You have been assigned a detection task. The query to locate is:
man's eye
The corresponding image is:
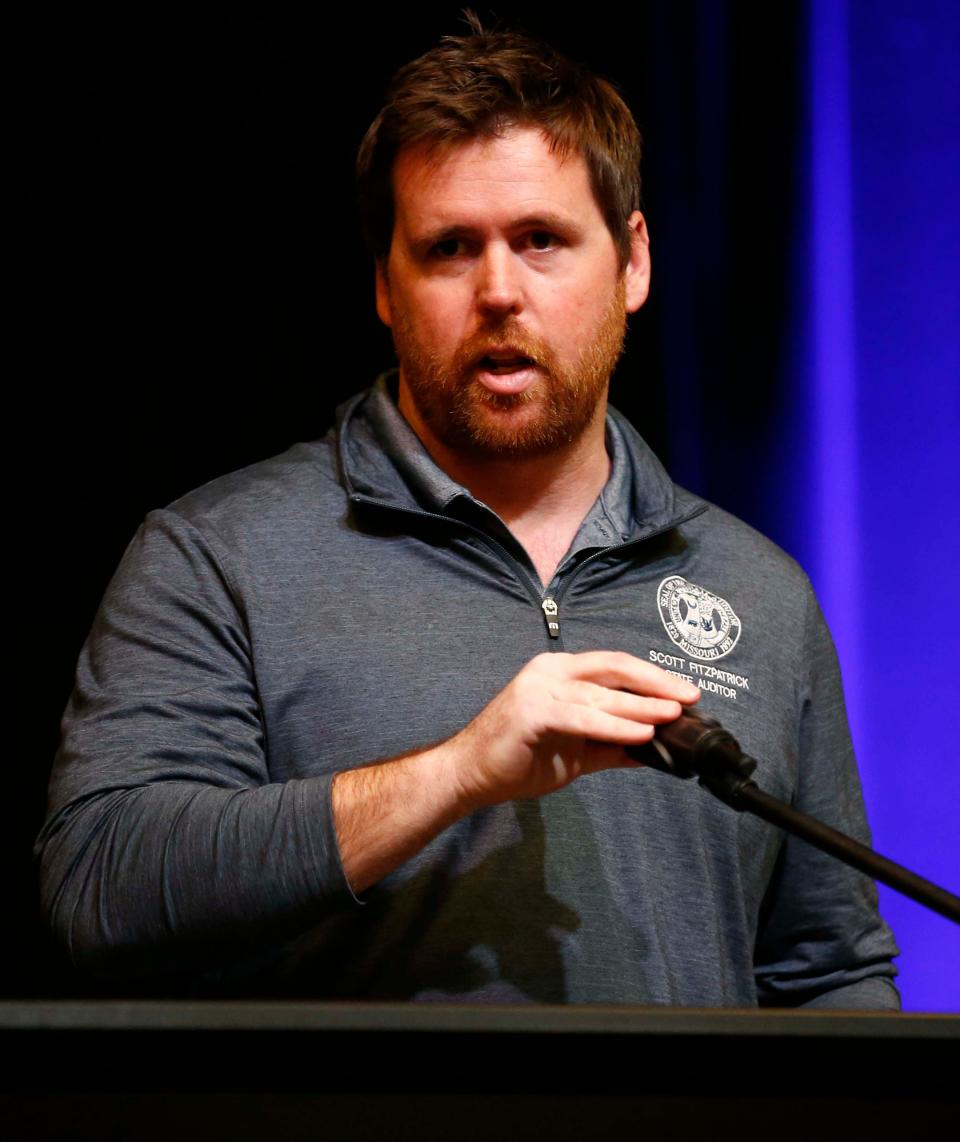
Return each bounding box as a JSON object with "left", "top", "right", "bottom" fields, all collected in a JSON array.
[
  {"left": 527, "top": 231, "right": 557, "bottom": 251},
  {"left": 432, "top": 238, "right": 462, "bottom": 258}
]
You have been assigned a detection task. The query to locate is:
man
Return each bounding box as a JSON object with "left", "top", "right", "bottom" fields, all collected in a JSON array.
[{"left": 39, "top": 21, "right": 899, "bottom": 1005}]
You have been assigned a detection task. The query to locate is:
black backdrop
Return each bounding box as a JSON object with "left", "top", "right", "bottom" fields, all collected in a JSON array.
[{"left": 15, "top": 2, "right": 802, "bottom": 996}]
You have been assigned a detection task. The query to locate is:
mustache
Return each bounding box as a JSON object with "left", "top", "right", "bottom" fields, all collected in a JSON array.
[{"left": 452, "top": 321, "right": 551, "bottom": 373}]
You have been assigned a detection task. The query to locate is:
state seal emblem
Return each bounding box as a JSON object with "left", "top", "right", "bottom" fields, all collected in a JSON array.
[{"left": 657, "top": 576, "right": 741, "bottom": 661}]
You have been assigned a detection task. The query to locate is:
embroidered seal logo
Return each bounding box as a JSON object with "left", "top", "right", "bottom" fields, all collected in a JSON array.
[{"left": 657, "top": 576, "right": 741, "bottom": 661}]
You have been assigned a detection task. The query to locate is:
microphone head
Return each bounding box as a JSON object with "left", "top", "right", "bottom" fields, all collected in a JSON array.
[{"left": 627, "top": 708, "right": 756, "bottom": 782}]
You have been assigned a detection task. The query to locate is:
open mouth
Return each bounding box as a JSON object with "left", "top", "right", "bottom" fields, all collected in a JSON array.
[{"left": 477, "top": 354, "right": 535, "bottom": 375}]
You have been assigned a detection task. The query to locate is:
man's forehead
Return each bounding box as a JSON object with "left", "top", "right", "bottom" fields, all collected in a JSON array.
[{"left": 389, "top": 127, "right": 595, "bottom": 226}]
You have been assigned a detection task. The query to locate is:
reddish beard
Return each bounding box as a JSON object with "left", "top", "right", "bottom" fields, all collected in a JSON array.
[{"left": 391, "top": 282, "right": 628, "bottom": 459}]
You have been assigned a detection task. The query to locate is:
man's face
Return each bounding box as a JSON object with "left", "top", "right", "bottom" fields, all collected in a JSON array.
[{"left": 376, "top": 126, "right": 650, "bottom": 460}]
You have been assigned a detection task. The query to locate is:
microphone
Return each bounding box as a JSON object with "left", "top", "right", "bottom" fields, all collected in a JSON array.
[{"left": 627, "top": 707, "right": 758, "bottom": 807}]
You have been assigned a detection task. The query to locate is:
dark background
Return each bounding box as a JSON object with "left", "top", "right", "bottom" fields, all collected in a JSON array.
[{"left": 16, "top": 2, "right": 803, "bottom": 996}]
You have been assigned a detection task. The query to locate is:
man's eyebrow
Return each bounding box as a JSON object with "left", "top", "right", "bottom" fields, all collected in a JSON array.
[
  {"left": 411, "top": 212, "right": 583, "bottom": 249},
  {"left": 411, "top": 224, "right": 474, "bottom": 249}
]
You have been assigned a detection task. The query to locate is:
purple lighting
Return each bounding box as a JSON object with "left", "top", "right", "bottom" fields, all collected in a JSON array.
[
  {"left": 809, "top": 0, "right": 863, "bottom": 745},
  {"left": 807, "top": 0, "right": 960, "bottom": 1010}
]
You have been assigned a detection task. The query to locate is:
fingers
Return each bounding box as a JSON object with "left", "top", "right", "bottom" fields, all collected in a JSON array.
[
  {"left": 454, "top": 649, "right": 701, "bottom": 809},
  {"left": 552, "top": 678, "right": 683, "bottom": 726},
  {"left": 557, "top": 701, "right": 658, "bottom": 745}
]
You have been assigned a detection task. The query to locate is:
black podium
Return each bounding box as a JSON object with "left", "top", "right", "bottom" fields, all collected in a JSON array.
[{"left": 2, "top": 1001, "right": 956, "bottom": 1138}]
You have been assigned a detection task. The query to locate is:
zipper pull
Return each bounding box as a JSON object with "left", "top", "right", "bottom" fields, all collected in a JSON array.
[{"left": 541, "top": 597, "right": 561, "bottom": 639}]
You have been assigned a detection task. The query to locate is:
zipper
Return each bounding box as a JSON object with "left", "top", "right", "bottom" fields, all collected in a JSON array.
[
  {"left": 533, "top": 503, "right": 707, "bottom": 647},
  {"left": 541, "top": 597, "right": 560, "bottom": 639},
  {"left": 351, "top": 493, "right": 707, "bottom": 649}
]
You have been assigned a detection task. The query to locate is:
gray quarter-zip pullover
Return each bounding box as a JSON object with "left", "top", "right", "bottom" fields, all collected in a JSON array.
[{"left": 38, "top": 375, "right": 899, "bottom": 1006}]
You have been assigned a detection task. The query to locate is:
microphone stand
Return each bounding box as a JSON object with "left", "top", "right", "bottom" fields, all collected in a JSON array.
[{"left": 630, "top": 710, "right": 960, "bottom": 925}]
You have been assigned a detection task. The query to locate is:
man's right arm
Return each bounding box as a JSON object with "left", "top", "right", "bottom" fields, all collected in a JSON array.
[{"left": 39, "top": 508, "right": 353, "bottom": 976}]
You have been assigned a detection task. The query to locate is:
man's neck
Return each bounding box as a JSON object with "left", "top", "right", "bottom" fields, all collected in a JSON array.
[{"left": 398, "top": 390, "right": 611, "bottom": 586}]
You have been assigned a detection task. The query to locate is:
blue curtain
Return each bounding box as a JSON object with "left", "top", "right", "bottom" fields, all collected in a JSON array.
[
  {"left": 801, "top": 0, "right": 960, "bottom": 1013},
  {"left": 660, "top": 0, "right": 960, "bottom": 1011}
]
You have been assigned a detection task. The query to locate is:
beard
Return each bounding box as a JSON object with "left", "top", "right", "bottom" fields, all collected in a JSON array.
[{"left": 390, "top": 282, "right": 628, "bottom": 460}]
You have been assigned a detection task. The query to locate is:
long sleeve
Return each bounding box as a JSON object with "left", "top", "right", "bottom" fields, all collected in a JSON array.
[
  {"left": 37, "top": 509, "right": 355, "bottom": 979},
  {"left": 752, "top": 581, "right": 900, "bottom": 1009}
]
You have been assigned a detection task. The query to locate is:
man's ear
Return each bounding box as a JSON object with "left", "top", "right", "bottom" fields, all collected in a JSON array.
[
  {"left": 623, "top": 211, "right": 651, "bottom": 314},
  {"left": 375, "top": 260, "right": 393, "bottom": 328}
]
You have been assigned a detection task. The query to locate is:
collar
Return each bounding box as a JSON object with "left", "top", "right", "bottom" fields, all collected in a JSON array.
[{"left": 336, "top": 372, "right": 704, "bottom": 546}]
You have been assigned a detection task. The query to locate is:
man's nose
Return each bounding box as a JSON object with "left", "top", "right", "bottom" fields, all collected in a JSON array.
[{"left": 475, "top": 244, "right": 523, "bottom": 316}]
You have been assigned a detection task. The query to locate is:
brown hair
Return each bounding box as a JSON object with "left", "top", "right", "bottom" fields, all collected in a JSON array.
[{"left": 356, "top": 14, "right": 642, "bottom": 269}]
